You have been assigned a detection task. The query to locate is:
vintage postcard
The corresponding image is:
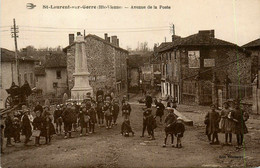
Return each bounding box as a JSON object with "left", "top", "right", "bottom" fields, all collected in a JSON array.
[{"left": 0, "top": 0, "right": 260, "bottom": 167}]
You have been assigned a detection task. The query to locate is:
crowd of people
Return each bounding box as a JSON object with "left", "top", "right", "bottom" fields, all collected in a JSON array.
[
  {"left": 204, "top": 100, "right": 249, "bottom": 149},
  {"left": 1, "top": 89, "right": 249, "bottom": 154},
  {"left": 0, "top": 89, "right": 137, "bottom": 153}
]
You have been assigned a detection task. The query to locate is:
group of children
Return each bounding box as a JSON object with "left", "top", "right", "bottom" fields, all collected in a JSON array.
[
  {"left": 204, "top": 100, "right": 249, "bottom": 149},
  {"left": 1, "top": 104, "right": 56, "bottom": 152}
]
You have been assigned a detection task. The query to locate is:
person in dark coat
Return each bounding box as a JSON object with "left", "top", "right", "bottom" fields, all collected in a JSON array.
[
  {"left": 34, "top": 101, "right": 43, "bottom": 114},
  {"left": 89, "top": 101, "right": 97, "bottom": 133},
  {"left": 71, "top": 105, "right": 78, "bottom": 132},
  {"left": 41, "top": 114, "right": 55, "bottom": 144},
  {"left": 32, "top": 111, "right": 43, "bottom": 146},
  {"left": 103, "top": 101, "right": 112, "bottom": 129},
  {"left": 232, "top": 105, "right": 249, "bottom": 148},
  {"left": 78, "top": 107, "right": 89, "bottom": 136},
  {"left": 21, "top": 110, "right": 32, "bottom": 145},
  {"left": 4, "top": 113, "right": 14, "bottom": 147},
  {"left": 96, "top": 95, "right": 104, "bottom": 126},
  {"left": 62, "top": 104, "right": 74, "bottom": 138},
  {"left": 205, "top": 104, "right": 220, "bottom": 145},
  {"left": 155, "top": 99, "right": 165, "bottom": 123},
  {"left": 1, "top": 123, "right": 4, "bottom": 153},
  {"left": 121, "top": 118, "right": 134, "bottom": 136},
  {"left": 111, "top": 99, "right": 120, "bottom": 125},
  {"left": 13, "top": 117, "right": 21, "bottom": 143},
  {"left": 122, "top": 100, "right": 131, "bottom": 120},
  {"left": 141, "top": 108, "right": 152, "bottom": 138},
  {"left": 145, "top": 93, "right": 153, "bottom": 108},
  {"left": 53, "top": 105, "right": 63, "bottom": 135}
]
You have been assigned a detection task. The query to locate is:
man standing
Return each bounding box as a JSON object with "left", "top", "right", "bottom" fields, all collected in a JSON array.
[
  {"left": 156, "top": 99, "right": 165, "bottom": 123},
  {"left": 21, "top": 110, "right": 32, "bottom": 146},
  {"left": 122, "top": 100, "right": 131, "bottom": 120}
]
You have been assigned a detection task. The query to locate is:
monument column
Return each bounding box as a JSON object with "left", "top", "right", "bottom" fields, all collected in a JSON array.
[{"left": 71, "top": 34, "right": 93, "bottom": 101}]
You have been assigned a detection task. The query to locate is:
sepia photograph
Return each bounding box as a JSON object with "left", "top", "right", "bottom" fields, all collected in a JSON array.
[{"left": 0, "top": 0, "right": 260, "bottom": 167}]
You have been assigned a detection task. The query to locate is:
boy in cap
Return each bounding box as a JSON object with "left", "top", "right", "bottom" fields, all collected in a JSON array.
[{"left": 103, "top": 101, "right": 112, "bottom": 129}]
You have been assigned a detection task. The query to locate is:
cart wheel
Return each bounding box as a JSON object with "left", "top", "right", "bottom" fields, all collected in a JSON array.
[{"left": 5, "top": 96, "right": 13, "bottom": 108}]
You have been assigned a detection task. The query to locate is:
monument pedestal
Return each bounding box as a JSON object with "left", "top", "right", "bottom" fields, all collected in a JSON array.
[
  {"left": 71, "top": 72, "right": 93, "bottom": 100},
  {"left": 71, "top": 35, "right": 93, "bottom": 101}
]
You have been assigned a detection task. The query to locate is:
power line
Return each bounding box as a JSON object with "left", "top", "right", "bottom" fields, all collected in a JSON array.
[
  {"left": 19, "top": 25, "right": 170, "bottom": 30},
  {"left": 18, "top": 28, "right": 169, "bottom": 33}
]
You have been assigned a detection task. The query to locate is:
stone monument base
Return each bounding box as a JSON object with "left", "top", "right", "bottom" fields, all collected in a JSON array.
[{"left": 71, "top": 72, "right": 93, "bottom": 101}]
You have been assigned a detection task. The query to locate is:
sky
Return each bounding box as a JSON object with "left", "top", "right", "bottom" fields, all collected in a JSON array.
[{"left": 0, "top": 0, "right": 260, "bottom": 51}]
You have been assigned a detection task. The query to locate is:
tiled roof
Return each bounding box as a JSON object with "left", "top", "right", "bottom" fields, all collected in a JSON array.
[
  {"left": 1, "top": 48, "right": 36, "bottom": 62},
  {"left": 159, "top": 31, "right": 241, "bottom": 53},
  {"left": 34, "top": 66, "right": 46, "bottom": 76},
  {"left": 63, "top": 34, "right": 129, "bottom": 53},
  {"left": 242, "top": 38, "right": 260, "bottom": 48},
  {"left": 45, "top": 53, "right": 67, "bottom": 68}
]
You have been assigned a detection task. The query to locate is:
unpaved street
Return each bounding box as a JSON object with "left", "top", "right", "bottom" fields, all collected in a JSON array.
[{"left": 1, "top": 98, "right": 260, "bottom": 168}]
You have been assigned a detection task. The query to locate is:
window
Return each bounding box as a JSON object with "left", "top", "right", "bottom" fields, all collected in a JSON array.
[
  {"left": 56, "top": 70, "right": 61, "bottom": 79},
  {"left": 53, "top": 82, "right": 58, "bottom": 88}
]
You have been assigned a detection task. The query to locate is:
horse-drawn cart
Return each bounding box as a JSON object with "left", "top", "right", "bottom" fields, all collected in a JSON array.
[{"left": 5, "top": 82, "right": 32, "bottom": 108}]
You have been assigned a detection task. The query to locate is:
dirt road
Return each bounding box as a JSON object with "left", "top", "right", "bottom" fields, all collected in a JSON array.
[{"left": 1, "top": 99, "right": 260, "bottom": 168}]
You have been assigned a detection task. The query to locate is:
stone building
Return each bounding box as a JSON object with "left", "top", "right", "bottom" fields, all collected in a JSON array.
[
  {"left": 0, "top": 48, "right": 36, "bottom": 109},
  {"left": 63, "top": 33, "right": 128, "bottom": 96},
  {"left": 34, "top": 53, "right": 68, "bottom": 98},
  {"left": 158, "top": 30, "right": 251, "bottom": 107},
  {"left": 243, "top": 38, "right": 260, "bottom": 114}
]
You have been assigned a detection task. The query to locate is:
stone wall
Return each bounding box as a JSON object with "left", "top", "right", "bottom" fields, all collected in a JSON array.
[
  {"left": 66, "top": 36, "right": 128, "bottom": 97},
  {"left": 179, "top": 47, "right": 251, "bottom": 105}
]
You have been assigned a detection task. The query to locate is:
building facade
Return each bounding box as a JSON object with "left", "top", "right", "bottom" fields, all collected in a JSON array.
[
  {"left": 35, "top": 53, "right": 68, "bottom": 98},
  {"left": 64, "top": 33, "right": 128, "bottom": 96},
  {"left": 0, "top": 48, "right": 36, "bottom": 109},
  {"left": 243, "top": 38, "right": 260, "bottom": 114},
  {"left": 159, "top": 30, "right": 251, "bottom": 107}
]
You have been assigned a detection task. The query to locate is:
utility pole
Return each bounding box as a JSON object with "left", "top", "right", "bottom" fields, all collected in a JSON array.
[{"left": 11, "top": 18, "right": 20, "bottom": 86}]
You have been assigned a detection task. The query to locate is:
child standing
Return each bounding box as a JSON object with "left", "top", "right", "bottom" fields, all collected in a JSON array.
[
  {"left": 4, "top": 113, "right": 14, "bottom": 147},
  {"left": 13, "top": 117, "right": 21, "bottom": 143},
  {"left": 205, "top": 104, "right": 220, "bottom": 145},
  {"left": 122, "top": 100, "right": 131, "bottom": 120},
  {"left": 220, "top": 102, "right": 235, "bottom": 145},
  {"left": 32, "top": 111, "right": 43, "bottom": 146},
  {"left": 103, "top": 101, "right": 112, "bottom": 129},
  {"left": 89, "top": 101, "right": 97, "bottom": 133},
  {"left": 41, "top": 114, "right": 55, "bottom": 144},
  {"left": 111, "top": 99, "right": 120, "bottom": 125}
]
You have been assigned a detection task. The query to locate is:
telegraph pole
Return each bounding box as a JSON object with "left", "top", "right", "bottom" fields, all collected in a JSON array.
[{"left": 11, "top": 18, "right": 20, "bottom": 86}]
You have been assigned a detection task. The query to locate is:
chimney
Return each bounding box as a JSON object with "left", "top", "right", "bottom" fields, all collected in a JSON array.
[
  {"left": 111, "top": 36, "right": 117, "bottom": 46},
  {"left": 172, "top": 35, "right": 181, "bottom": 42},
  {"left": 104, "top": 33, "right": 108, "bottom": 41},
  {"left": 117, "top": 38, "right": 119, "bottom": 47},
  {"left": 77, "top": 32, "right": 81, "bottom": 36},
  {"left": 69, "top": 34, "right": 75, "bottom": 45},
  {"left": 198, "top": 30, "right": 215, "bottom": 38},
  {"left": 107, "top": 37, "right": 111, "bottom": 43}
]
